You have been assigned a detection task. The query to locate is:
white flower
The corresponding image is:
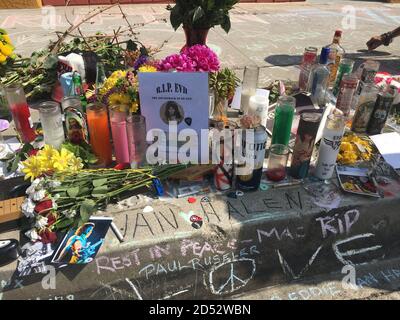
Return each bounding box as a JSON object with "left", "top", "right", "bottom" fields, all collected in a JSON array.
[
  {"left": 52, "top": 198, "right": 58, "bottom": 210},
  {"left": 25, "top": 178, "right": 43, "bottom": 195},
  {"left": 64, "top": 210, "right": 77, "bottom": 219},
  {"left": 21, "top": 198, "right": 36, "bottom": 218},
  {"left": 35, "top": 215, "right": 48, "bottom": 229},
  {"left": 31, "top": 189, "right": 46, "bottom": 202},
  {"left": 53, "top": 193, "right": 60, "bottom": 200},
  {"left": 48, "top": 180, "right": 61, "bottom": 188},
  {"left": 25, "top": 229, "right": 41, "bottom": 242}
]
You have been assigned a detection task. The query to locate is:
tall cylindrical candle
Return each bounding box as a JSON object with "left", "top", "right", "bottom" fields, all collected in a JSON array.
[
  {"left": 110, "top": 108, "right": 130, "bottom": 164},
  {"left": 87, "top": 102, "right": 113, "bottom": 166},
  {"left": 38, "top": 101, "right": 65, "bottom": 149},
  {"left": 126, "top": 115, "right": 147, "bottom": 168},
  {"left": 240, "top": 66, "right": 259, "bottom": 115},
  {"left": 289, "top": 112, "right": 321, "bottom": 179},
  {"left": 335, "top": 74, "right": 359, "bottom": 118},
  {"left": 314, "top": 114, "right": 346, "bottom": 180},
  {"left": 247, "top": 95, "right": 269, "bottom": 127},
  {"left": 366, "top": 87, "right": 396, "bottom": 135},
  {"left": 271, "top": 96, "right": 296, "bottom": 146},
  {"left": 4, "top": 85, "right": 36, "bottom": 143}
]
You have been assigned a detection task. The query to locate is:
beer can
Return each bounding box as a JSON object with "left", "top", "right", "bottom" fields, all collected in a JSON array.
[
  {"left": 335, "top": 74, "right": 359, "bottom": 118},
  {"left": 236, "top": 126, "right": 267, "bottom": 191},
  {"left": 367, "top": 90, "right": 395, "bottom": 135},
  {"left": 289, "top": 112, "right": 322, "bottom": 179}
]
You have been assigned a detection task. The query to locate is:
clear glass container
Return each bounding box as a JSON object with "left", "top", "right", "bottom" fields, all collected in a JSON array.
[
  {"left": 127, "top": 115, "right": 147, "bottom": 168},
  {"left": 38, "top": 101, "right": 65, "bottom": 149},
  {"left": 4, "top": 84, "right": 36, "bottom": 143},
  {"left": 266, "top": 144, "right": 290, "bottom": 182},
  {"left": 110, "top": 108, "right": 130, "bottom": 164},
  {"left": 240, "top": 66, "right": 259, "bottom": 115}
]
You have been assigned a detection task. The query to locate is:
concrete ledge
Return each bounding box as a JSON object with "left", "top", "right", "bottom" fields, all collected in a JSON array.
[{"left": 1, "top": 180, "right": 400, "bottom": 300}]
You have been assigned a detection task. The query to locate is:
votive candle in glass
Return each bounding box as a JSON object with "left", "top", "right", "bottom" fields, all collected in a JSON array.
[
  {"left": 38, "top": 101, "right": 65, "bottom": 149},
  {"left": 127, "top": 115, "right": 147, "bottom": 168},
  {"left": 110, "top": 108, "right": 130, "bottom": 164}
]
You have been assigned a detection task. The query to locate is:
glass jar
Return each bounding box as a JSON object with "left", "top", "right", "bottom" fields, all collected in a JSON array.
[
  {"left": 266, "top": 144, "right": 290, "bottom": 182},
  {"left": 240, "top": 66, "right": 259, "bottom": 115},
  {"left": 127, "top": 115, "right": 147, "bottom": 168},
  {"left": 38, "top": 101, "right": 65, "bottom": 149},
  {"left": 4, "top": 84, "right": 36, "bottom": 143},
  {"left": 87, "top": 102, "right": 113, "bottom": 166},
  {"left": 110, "top": 107, "right": 130, "bottom": 164}
]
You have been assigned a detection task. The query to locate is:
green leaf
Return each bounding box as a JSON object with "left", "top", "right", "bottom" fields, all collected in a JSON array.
[
  {"left": 53, "top": 218, "right": 74, "bottom": 230},
  {"left": 221, "top": 14, "right": 231, "bottom": 33},
  {"left": 93, "top": 178, "right": 108, "bottom": 188},
  {"left": 170, "top": 4, "right": 183, "bottom": 30},
  {"left": 92, "top": 185, "right": 109, "bottom": 198},
  {"left": 79, "top": 199, "right": 96, "bottom": 223},
  {"left": 126, "top": 40, "right": 138, "bottom": 51},
  {"left": 192, "top": 6, "right": 205, "bottom": 23},
  {"left": 67, "top": 186, "right": 80, "bottom": 198}
]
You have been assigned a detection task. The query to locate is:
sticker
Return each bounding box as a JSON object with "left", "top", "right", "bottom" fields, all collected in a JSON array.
[
  {"left": 184, "top": 117, "right": 192, "bottom": 126},
  {"left": 200, "top": 196, "right": 210, "bottom": 203},
  {"left": 190, "top": 215, "right": 202, "bottom": 223},
  {"left": 188, "top": 197, "right": 196, "bottom": 204},
  {"left": 236, "top": 190, "right": 244, "bottom": 197},
  {"left": 260, "top": 183, "right": 270, "bottom": 191}
]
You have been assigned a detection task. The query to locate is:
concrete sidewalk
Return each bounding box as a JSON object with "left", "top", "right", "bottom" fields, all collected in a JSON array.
[{"left": 1, "top": 1, "right": 400, "bottom": 85}]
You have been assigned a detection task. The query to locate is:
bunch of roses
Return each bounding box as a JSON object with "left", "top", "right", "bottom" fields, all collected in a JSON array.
[
  {"left": 22, "top": 178, "right": 62, "bottom": 244},
  {"left": 157, "top": 45, "right": 220, "bottom": 72}
]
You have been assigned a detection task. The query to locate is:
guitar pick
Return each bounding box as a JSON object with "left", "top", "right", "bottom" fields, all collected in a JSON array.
[
  {"left": 200, "top": 196, "right": 210, "bottom": 203},
  {"left": 191, "top": 221, "right": 203, "bottom": 229},
  {"left": 184, "top": 117, "right": 192, "bottom": 126}
]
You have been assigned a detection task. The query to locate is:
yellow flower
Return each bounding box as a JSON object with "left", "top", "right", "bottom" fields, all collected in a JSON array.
[
  {"left": 0, "top": 42, "right": 13, "bottom": 56},
  {"left": 109, "top": 92, "right": 131, "bottom": 108},
  {"left": 0, "top": 53, "right": 6, "bottom": 63},
  {"left": 68, "top": 156, "right": 84, "bottom": 172},
  {"left": 22, "top": 156, "right": 44, "bottom": 181},
  {"left": 130, "top": 101, "right": 139, "bottom": 113},
  {"left": 52, "top": 148, "right": 74, "bottom": 172},
  {"left": 138, "top": 65, "right": 157, "bottom": 73}
]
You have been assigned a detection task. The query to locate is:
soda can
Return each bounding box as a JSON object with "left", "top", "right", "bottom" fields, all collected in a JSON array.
[
  {"left": 289, "top": 112, "right": 322, "bottom": 179},
  {"left": 367, "top": 89, "right": 395, "bottom": 135},
  {"left": 335, "top": 74, "right": 359, "bottom": 118},
  {"left": 236, "top": 126, "right": 267, "bottom": 191}
]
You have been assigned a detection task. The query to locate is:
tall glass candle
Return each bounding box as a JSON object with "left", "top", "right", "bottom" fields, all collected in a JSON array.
[
  {"left": 126, "top": 115, "right": 147, "bottom": 168},
  {"left": 240, "top": 66, "right": 259, "bottom": 115},
  {"left": 38, "top": 101, "right": 65, "bottom": 149},
  {"left": 271, "top": 96, "right": 296, "bottom": 146},
  {"left": 110, "top": 108, "right": 130, "bottom": 164},
  {"left": 4, "top": 85, "right": 36, "bottom": 143},
  {"left": 248, "top": 95, "right": 269, "bottom": 127},
  {"left": 314, "top": 114, "right": 345, "bottom": 180},
  {"left": 87, "top": 102, "right": 113, "bottom": 166}
]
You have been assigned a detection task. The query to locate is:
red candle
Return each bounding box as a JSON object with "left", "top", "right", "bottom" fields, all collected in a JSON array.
[
  {"left": 5, "top": 85, "right": 36, "bottom": 143},
  {"left": 266, "top": 167, "right": 287, "bottom": 182}
]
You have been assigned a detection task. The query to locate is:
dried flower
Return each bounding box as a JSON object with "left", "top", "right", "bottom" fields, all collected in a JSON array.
[
  {"left": 21, "top": 198, "right": 36, "bottom": 218},
  {"left": 25, "top": 228, "right": 41, "bottom": 242},
  {"left": 35, "top": 215, "right": 48, "bottom": 229}
]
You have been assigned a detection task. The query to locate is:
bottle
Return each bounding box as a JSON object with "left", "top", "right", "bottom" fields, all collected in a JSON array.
[
  {"left": 38, "top": 101, "right": 65, "bottom": 149},
  {"left": 271, "top": 96, "right": 296, "bottom": 146},
  {"left": 307, "top": 47, "right": 331, "bottom": 107},
  {"left": 326, "top": 30, "right": 345, "bottom": 86},
  {"left": 333, "top": 59, "right": 354, "bottom": 96},
  {"left": 351, "top": 60, "right": 380, "bottom": 110},
  {"left": 314, "top": 114, "right": 346, "bottom": 180},
  {"left": 71, "top": 72, "right": 88, "bottom": 112},
  {"left": 298, "top": 47, "right": 318, "bottom": 91},
  {"left": 351, "top": 83, "right": 379, "bottom": 133},
  {"left": 4, "top": 84, "right": 36, "bottom": 143},
  {"left": 366, "top": 86, "right": 396, "bottom": 135}
]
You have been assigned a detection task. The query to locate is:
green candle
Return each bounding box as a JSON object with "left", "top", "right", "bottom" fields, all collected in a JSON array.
[{"left": 271, "top": 96, "right": 295, "bottom": 146}]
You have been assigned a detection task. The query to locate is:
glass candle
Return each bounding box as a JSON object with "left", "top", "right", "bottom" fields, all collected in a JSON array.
[
  {"left": 126, "top": 115, "right": 147, "bottom": 168},
  {"left": 61, "top": 96, "right": 89, "bottom": 145},
  {"left": 247, "top": 95, "right": 269, "bottom": 127},
  {"left": 87, "top": 102, "right": 113, "bottom": 166},
  {"left": 314, "top": 114, "right": 346, "bottom": 180},
  {"left": 271, "top": 96, "right": 296, "bottom": 146},
  {"left": 110, "top": 108, "right": 130, "bottom": 164},
  {"left": 298, "top": 46, "right": 318, "bottom": 91},
  {"left": 4, "top": 84, "right": 36, "bottom": 143},
  {"left": 266, "top": 144, "right": 290, "bottom": 182},
  {"left": 38, "top": 101, "right": 65, "bottom": 149},
  {"left": 240, "top": 66, "right": 259, "bottom": 115}
]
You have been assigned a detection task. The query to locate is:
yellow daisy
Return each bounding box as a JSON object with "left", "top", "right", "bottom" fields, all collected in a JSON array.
[
  {"left": 69, "top": 156, "right": 84, "bottom": 172},
  {"left": 109, "top": 93, "right": 131, "bottom": 108},
  {"left": 52, "top": 148, "right": 74, "bottom": 172},
  {"left": 138, "top": 65, "right": 157, "bottom": 73},
  {"left": 22, "top": 156, "right": 43, "bottom": 181}
]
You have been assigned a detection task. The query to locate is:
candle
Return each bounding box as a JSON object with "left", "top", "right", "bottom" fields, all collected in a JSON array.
[
  {"left": 110, "top": 109, "right": 130, "bottom": 164},
  {"left": 38, "top": 101, "right": 65, "bottom": 149},
  {"left": 271, "top": 96, "right": 295, "bottom": 146},
  {"left": 126, "top": 115, "right": 147, "bottom": 168},
  {"left": 4, "top": 85, "right": 36, "bottom": 143},
  {"left": 87, "top": 102, "right": 112, "bottom": 166}
]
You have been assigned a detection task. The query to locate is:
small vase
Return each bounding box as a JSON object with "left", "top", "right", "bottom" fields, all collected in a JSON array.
[
  {"left": 181, "top": 26, "right": 210, "bottom": 51},
  {"left": 212, "top": 97, "right": 228, "bottom": 121}
]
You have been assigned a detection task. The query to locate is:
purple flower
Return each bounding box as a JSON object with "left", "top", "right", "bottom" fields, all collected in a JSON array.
[{"left": 133, "top": 55, "right": 149, "bottom": 71}]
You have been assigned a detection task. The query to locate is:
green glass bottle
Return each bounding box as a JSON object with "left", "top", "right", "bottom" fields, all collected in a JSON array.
[
  {"left": 71, "top": 72, "right": 88, "bottom": 112},
  {"left": 271, "top": 96, "right": 296, "bottom": 146}
]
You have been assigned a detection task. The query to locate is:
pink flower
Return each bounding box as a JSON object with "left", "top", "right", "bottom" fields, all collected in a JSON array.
[
  {"left": 182, "top": 45, "right": 220, "bottom": 72},
  {"left": 157, "top": 54, "right": 196, "bottom": 72}
]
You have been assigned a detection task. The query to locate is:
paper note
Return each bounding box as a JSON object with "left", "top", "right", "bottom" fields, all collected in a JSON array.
[{"left": 370, "top": 132, "right": 400, "bottom": 169}]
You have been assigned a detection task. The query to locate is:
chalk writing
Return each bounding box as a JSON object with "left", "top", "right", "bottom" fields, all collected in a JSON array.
[{"left": 316, "top": 209, "right": 360, "bottom": 239}]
